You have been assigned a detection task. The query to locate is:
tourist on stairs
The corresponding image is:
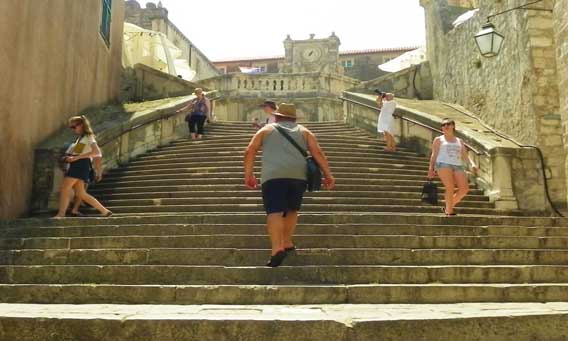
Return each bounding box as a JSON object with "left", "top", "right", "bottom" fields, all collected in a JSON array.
[
  {"left": 428, "top": 118, "right": 478, "bottom": 216},
  {"left": 69, "top": 150, "right": 103, "bottom": 217},
  {"left": 53, "top": 116, "right": 112, "bottom": 218},
  {"left": 376, "top": 91, "right": 397, "bottom": 152},
  {"left": 244, "top": 103, "right": 335, "bottom": 267},
  {"left": 177, "top": 88, "right": 211, "bottom": 140},
  {"left": 261, "top": 100, "right": 278, "bottom": 126}
]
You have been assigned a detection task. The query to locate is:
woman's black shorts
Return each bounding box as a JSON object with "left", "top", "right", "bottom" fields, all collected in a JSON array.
[{"left": 65, "top": 159, "right": 91, "bottom": 183}]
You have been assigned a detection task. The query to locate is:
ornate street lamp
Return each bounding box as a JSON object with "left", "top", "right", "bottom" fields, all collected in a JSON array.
[
  {"left": 474, "top": 0, "right": 552, "bottom": 58},
  {"left": 474, "top": 22, "right": 504, "bottom": 58}
]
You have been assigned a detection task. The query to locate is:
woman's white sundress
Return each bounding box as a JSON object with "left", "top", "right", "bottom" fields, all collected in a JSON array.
[{"left": 377, "top": 100, "right": 396, "bottom": 134}]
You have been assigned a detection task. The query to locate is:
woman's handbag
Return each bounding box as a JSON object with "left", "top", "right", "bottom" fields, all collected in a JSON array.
[
  {"left": 421, "top": 180, "right": 438, "bottom": 205},
  {"left": 274, "top": 126, "right": 322, "bottom": 192}
]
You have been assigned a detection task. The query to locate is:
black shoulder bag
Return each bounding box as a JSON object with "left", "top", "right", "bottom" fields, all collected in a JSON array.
[
  {"left": 274, "top": 125, "right": 322, "bottom": 192},
  {"left": 421, "top": 180, "right": 438, "bottom": 205}
]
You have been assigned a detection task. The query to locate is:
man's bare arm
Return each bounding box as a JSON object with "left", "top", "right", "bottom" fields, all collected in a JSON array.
[{"left": 243, "top": 127, "right": 268, "bottom": 188}]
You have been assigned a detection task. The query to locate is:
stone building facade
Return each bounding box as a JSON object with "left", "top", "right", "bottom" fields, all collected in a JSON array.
[
  {"left": 0, "top": 0, "right": 125, "bottom": 218},
  {"left": 420, "top": 0, "right": 568, "bottom": 207},
  {"left": 213, "top": 39, "right": 416, "bottom": 81},
  {"left": 124, "top": 0, "right": 220, "bottom": 81}
]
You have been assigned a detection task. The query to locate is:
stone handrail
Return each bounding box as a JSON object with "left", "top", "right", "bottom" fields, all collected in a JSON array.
[
  {"left": 341, "top": 91, "right": 550, "bottom": 213},
  {"left": 31, "top": 92, "right": 218, "bottom": 214}
]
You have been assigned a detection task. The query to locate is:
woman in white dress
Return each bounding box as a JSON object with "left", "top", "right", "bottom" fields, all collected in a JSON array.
[{"left": 377, "top": 93, "right": 397, "bottom": 152}]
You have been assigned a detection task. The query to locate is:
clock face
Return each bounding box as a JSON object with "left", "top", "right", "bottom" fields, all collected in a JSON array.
[{"left": 302, "top": 48, "right": 323, "bottom": 62}]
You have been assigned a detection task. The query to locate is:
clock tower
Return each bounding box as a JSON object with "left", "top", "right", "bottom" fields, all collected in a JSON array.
[{"left": 282, "top": 33, "right": 342, "bottom": 74}]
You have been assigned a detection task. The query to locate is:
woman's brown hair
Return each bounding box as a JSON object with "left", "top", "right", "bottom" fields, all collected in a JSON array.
[{"left": 68, "top": 115, "right": 95, "bottom": 136}]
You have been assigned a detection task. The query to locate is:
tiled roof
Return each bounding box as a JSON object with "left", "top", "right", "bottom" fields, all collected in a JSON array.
[{"left": 212, "top": 46, "right": 422, "bottom": 64}]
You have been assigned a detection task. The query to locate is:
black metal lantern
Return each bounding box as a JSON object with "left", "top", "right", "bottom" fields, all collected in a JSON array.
[{"left": 474, "top": 22, "right": 505, "bottom": 58}]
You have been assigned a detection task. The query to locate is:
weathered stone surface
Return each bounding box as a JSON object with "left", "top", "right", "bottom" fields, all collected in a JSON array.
[{"left": 1, "top": 303, "right": 568, "bottom": 340}]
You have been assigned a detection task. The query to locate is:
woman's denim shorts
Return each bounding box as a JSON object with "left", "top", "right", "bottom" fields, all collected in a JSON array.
[{"left": 435, "top": 162, "right": 466, "bottom": 173}]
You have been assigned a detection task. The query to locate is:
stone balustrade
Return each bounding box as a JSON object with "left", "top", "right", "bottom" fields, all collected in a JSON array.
[
  {"left": 31, "top": 93, "right": 217, "bottom": 214},
  {"left": 199, "top": 72, "right": 360, "bottom": 98},
  {"left": 342, "top": 91, "right": 551, "bottom": 213}
]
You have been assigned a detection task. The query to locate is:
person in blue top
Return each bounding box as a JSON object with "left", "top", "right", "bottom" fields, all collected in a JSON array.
[{"left": 177, "top": 88, "right": 211, "bottom": 140}]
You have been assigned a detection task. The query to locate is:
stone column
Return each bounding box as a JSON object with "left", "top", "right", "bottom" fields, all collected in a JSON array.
[{"left": 490, "top": 148, "right": 519, "bottom": 210}]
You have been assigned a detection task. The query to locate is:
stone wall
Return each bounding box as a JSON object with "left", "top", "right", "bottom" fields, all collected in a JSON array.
[
  {"left": 421, "top": 0, "right": 566, "bottom": 207},
  {"left": 0, "top": 0, "right": 124, "bottom": 218},
  {"left": 121, "top": 64, "right": 200, "bottom": 102},
  {"left": 340, "top": 50, "right": 415, "bottom": 81},
  {"left": 554, "top": 0, "right": 568, "bottom": 201},
  {"left": 124, "top": 1, "right": 220, "bottom": 81},
  {"left": 352, "top": 62, "right": 434, "bottom": 100}
]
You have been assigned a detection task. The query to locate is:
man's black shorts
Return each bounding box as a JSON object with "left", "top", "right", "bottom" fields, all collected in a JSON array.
[{"left": 261, "top": 179, "right": 308, "bottom": 215}]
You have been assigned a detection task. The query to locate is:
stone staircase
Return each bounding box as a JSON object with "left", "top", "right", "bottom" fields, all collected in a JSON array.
[{"left": 2, "top": 121, "right": 568, "bottom": 339}]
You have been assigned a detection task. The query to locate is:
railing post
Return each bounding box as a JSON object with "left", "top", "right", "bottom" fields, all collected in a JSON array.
[{"left": 490, "top": 148, "right": 519, "bottom": 210}]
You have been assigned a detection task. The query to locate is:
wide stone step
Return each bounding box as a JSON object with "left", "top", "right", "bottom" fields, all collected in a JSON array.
[
  {"left": 97, "top": 174, "right": 451, "bottom": 187},
  {"left": 1, "top": 265, "right": 567, "bottom": 284},
  {"left": 126, "top": 156, "right": 431, "bottom": 168},
  {"left": 168, "top": 137, "right": 392, "bottom": 149},
  {"left": 1, "top": 303, "right": 568, "bottom": 340},
  {"left": 92, "top": 177, "right": 442, "bottom": 190},
  {"left": 86, "top": 190, "right": 490, "bottom": 202},
  {"left": 88, "top": 204, "right": 508, "bottom": 216},
  {"left": 1, "top": 234, "right": 563, "bottom": 250},
  {"left": 101, "top": 197, "right": 493, "bottom": 209},
  {"left": 6, "top": 213, "right": 553, "bottom": 229},
  {"left": 117, "top": 160, "right": 430, "bottom": 172},
  {"left": 107, "top": 166, "right": 432, "bottom": 179},
  {"left": 205, "top": 128, "right": 364, "bottom": 135},
  {"left": 2, "top": 248, "right": 568, "bottom": 266},
  {"left": 164, "top": 141, "right": 405, "bottom": 153},
  {"left": 3, "top": 224, "right": 566, "bottom": 239},
  {"left": 135, "top": 152, "right": 428, "bottom": 164},
  {"left": 3, "top": 284, "right": 568, "bottom": 305},
  {"left": 89, "top": 185, "right": 487, "bottom": 196},
  {"left": 163, "top": 131, "right": 387, "bottom": 141},
  {"left": 143, "top": 147, "right": 421, "bottom": 159}
]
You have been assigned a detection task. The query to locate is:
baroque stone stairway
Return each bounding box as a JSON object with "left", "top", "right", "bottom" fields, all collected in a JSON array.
[{"left": 2, "top": 121, "right": 568, "bottom": 340}]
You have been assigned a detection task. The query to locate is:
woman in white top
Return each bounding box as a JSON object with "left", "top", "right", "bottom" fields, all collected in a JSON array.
[
  {"left": 53, "top": 116, "right": 112, "bottom": 218},
  {"left": 428, "top": 119, "right": 478, "bottom": 216},
  {"left": 377, "top": 93, "right": 397, "bottom": 152}
]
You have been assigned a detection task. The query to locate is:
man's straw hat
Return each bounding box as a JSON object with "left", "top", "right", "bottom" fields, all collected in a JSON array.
[{"left": 273, "top": 103, "right": 297, "bottom": 118}]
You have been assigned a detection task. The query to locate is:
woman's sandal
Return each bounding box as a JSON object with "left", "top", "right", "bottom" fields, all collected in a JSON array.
[
  {"left": 70, "top": 212, "right": 85, "bottom": 217},
  {"left": 102, "top": 211, "right": 113, "bottom": 218},
  {"left": 285, "top": 246, "right": 297, "bottom": 253},
  {"left": 266, "top": 250, "right": 287, "bottom": 268}
]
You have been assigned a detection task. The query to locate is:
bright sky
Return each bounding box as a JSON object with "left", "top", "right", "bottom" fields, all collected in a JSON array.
[{"left": 161, "top": 0, "right": 426, "bottom": 61}]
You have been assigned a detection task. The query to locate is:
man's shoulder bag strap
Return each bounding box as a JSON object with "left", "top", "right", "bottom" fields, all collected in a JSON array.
[{"left": 274, "top": 125, "right": 308, "bottom": 158}]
